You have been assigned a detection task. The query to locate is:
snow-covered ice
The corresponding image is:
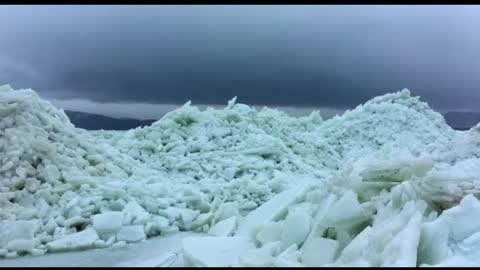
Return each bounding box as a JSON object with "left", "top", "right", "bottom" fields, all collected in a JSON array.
[{"left": 1, "top": 84, "right": 480, "bottom": 266}]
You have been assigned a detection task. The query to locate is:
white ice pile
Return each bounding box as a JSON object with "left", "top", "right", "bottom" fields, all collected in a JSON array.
[{"left": 1, "top": 84, "right": 480, "bottom": 266}]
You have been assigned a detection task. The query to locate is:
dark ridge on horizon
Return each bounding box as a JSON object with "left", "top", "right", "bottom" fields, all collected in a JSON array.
[{"left": 65, "top": 110, "right": 156, "bottom": 131}]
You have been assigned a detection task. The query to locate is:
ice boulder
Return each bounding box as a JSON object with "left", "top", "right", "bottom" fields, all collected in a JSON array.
[
  {"left": 208, "top": 216, "right": 237, "bottom": 237},
  {"left": 6, "top": 239, "right": 36, "bottom": 253},
  {"left": 46, "top": 228, "right": 99, "bottom": 252},
  {"left": 123, "top": 200, "right": 147, "bottom": 214},
  {"left": 92, "top": 211, "right": 124, "bottom": 237},
  {"left": 182, "top": 236, "right": 255, "bottom": 267},
  {"left": 301, "top": 237, "right": 339, "bottom": 266},
  {"left": 239, "top": 241, "right": 282, "bottom": 266},
  {"left": 380, "top": 212, "right": 422, "bottom": 267},
  {"left": 324, "top": 191, "right": 368, "bottom": 228},
  {"left": 417, "top": 214, "right": 450, "bottom": 265},
  {"left": 0, "top": 220, "right": 39, "bottom": 248},
  {"left": 116, "top": 225, "right": 146, "bottom": 243},
  {"left": 255, "top": 221, "right": 283, "bottom": 245},
  {"left": 280, "top": 207, "right": 311, "bottom": 250},
  {"left": 443, "top": 194, "right": 480, "bottom": 241},
  {"left": 236, "top": 183, "right": 310, "bottom": 237}
]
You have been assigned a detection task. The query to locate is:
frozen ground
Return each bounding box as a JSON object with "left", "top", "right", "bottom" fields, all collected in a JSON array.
[
  {"left": 0, "top": 232, "right": 201, "bottom": 267},
  {"left": 1, "top": 84, "right": 480, "bottom": 266}
]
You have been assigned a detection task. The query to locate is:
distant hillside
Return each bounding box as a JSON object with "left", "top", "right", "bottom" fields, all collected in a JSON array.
[
  {"left": 64, "top": 110, "right": 156, "bottom": 130},
  {"left": 444, "top": 111, "right": 480, "bottom": 130}
]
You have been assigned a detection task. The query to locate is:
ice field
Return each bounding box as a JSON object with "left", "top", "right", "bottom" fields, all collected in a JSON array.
[{"left": 1, "top": 84, "right": 480, "bottom": 266}]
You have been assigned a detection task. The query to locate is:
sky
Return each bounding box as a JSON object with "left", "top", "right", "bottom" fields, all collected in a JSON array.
[{"left": 0, "top": 5, "right": 479, "bottom": 119}]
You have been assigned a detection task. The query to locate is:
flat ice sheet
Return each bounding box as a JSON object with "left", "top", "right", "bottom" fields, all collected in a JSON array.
[{"left": 0, "top": 232, "right": 203, "bottom": 267}]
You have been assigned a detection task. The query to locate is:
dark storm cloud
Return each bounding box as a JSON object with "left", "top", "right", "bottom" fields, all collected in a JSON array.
[{"left": 0, "top": 5, "right": 479, "bottom": 111}]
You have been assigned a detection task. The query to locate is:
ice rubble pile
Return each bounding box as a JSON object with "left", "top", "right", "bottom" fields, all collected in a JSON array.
[{"left": 1, "top": 84, "right": 480, "bottom": 266}]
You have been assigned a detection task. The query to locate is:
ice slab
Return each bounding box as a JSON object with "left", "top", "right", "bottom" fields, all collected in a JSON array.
[
  {"left": 92, "top": 211, "right": 123, "bottom": 236},
  {"left": 444, "top": 194, "right": 480, "bottom": 241},
  {"left": 46, "top": 228, "right": 99, "bottom": 252},
  {"left": 236, "top": 183, "right": 310, "bottom": 237},
  {"left": 0, "top": 220, "right": 39, "bottom": 248},
  {"left": 208, "top": 216, "right": 237, "bottom": 237},
  {"left": 116, "top": 225, "right": 146, "bottom": 243},
  {"left": 280, "top": 208, "right": 311, "bottom": 250},
  {"left": 301, "top": 237, "right": 339, "bottom": 266},
  {"left": 182, "top": 236, "right": 255, "bottom": 267},
  {"left": 418, "top": 215, "right": 450, "bottom": 265},
  {"left": 0, "top": 232, "right": 201, "bottom": 267}
]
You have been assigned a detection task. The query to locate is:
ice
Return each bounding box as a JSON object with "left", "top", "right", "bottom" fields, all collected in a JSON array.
[
  {"left": 0, "top": 232, "right": 200, "bottom": 266},
  {"left": 443, "top": 194, "right": 480, "bottom": 241},
  {"left": 236, "top": 182, "right": 310, "bottom": 237},
  {"left": 46, "top": 228, "right": 99, "bottom": 252},
  {"left": 114, "top": 251, "right": 177, "bottom": 267},
  {"left": 116, "top": 225, "right": 146, "bottom": 243},
  {"left": 0, "top": 220, "right": 39, "bottom": 248},
  {"left": 182, "top": 236, "right": 255, "bottom": 267},
  {"left": 6, "top": 239, "right": 36, "bottom": 253},
  {"left": 301, "top": 237, "right": 339, "bottom": 266},
  {"left": 239, "top": 241, "right": 281, "bottom": 266},
  {"left": 280, "top": 206, "right": 311, "bottom": 250},
  {"left": 381, "top": 211, "right": 422, "bottom": 267},
  {"left": 122, "top": 200, "right": 146, "bottom": 214},
  {"left": 417, "top": 215, "right": 450, "bottom": 265},
  {"left": 239, "top": 249, "right": 275, "bottom": 266},
  {"left": 2, "top": 84, "right": 480, "bottom": 266},
  {"left": 324, "top": 190, "right": 368, "bottom": 227},
  {"left": 92, "top": 211, "right": 123, "bottom": 237},
  {"left": 208, "top": 216, "right": 237, "bottom": 237},
  {"left": 255, "top": 221, "right": 283, "bottom": 245}
]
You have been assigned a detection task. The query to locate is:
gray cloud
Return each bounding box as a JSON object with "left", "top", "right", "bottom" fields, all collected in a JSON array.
[{"left": 1, "top": 5, "right": 479, "bottom": 112}]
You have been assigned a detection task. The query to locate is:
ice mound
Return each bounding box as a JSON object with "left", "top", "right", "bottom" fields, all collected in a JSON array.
[{"left": 1, "top": 84, "right": 480, "bottom": 266}]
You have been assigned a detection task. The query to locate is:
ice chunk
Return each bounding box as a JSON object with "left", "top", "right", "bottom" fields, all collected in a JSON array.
[
  {"left": 64, "top": 216, "right": 89, "bottom": 228},
  {"left": 324, "top": 190, "right": 367, "bottom": 227},
  {"left": 112, "top": 241, "right": 127, "bottom": 249},
  {"left": 6, "top": 239, "right": 36, "bottom": 253},
  {"left": 213, "top": 202, "right": 240, "bottom": 223},
  {"left": 255, "top": 221, "right": 283, "bottom": 245},
  {"left": 338, "top": 226, "right": 372, "bottom": 263},
  {"left": 132, "top": 211, "right": 151, "bottom": 225},
  {"left": 417, "top": 215, "right": 450, "bottom": 265},
  {"left": 0, "top": 220, "right": 39, "bottom": 248},
  {"left": 273, "top": 257, "right": 305, "bottom": 267},
  {"left": 182, "top": 236, "right": 255, "bottom": 267},
  {"left": 192, "top": 213, "right": 213, "bottom": 228},
  {"left": 123, "top": 200, "right": 147, "bottom": 214},
  {"left": 116, "top": 225, "right": 146, "bottom": 243},
  {"left": 236, "top": 183, "right": 310, "bottom": 237},
  {"left": 180, "top": 208, "right": 200, "bottom": 225},
  {"left": 303, "top": 194, "right": 336, "bottom": 249},
  {"left": 444, "top": 194, "right": 480, "bottom": 241},
  {"left": 381, "top": 212, "right": 422, "bottom": 267},
  {"left": 301, "top": 237, "right": 339, "bottom": 266},
  {"left": 92, "top": 211, "right": 123, "bottom": 236},
  {"left": 239, "top": 249, "right": 274, "bottom": 267},
  {"left": 46, "top": 228, "right": 99, "bottom": 252},
  {"left": 208, "top": 216, "right": 237, "bottom": 237},
  {"left": 277, "top": 243, "right": 301, "bottom": 261},
  {"left": 425, "top": 255, "right": 480, "bottom": 267},
  {"left": 230, "top": 241, "right": 280, "bottom": 267},
  {"left": 280, "top": 207, "right": 311, "bottom": 250}
]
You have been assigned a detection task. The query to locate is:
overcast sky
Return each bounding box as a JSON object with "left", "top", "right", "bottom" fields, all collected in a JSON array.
[{"left": 1, "top": 5, "right": 479, "bottom": 119}]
